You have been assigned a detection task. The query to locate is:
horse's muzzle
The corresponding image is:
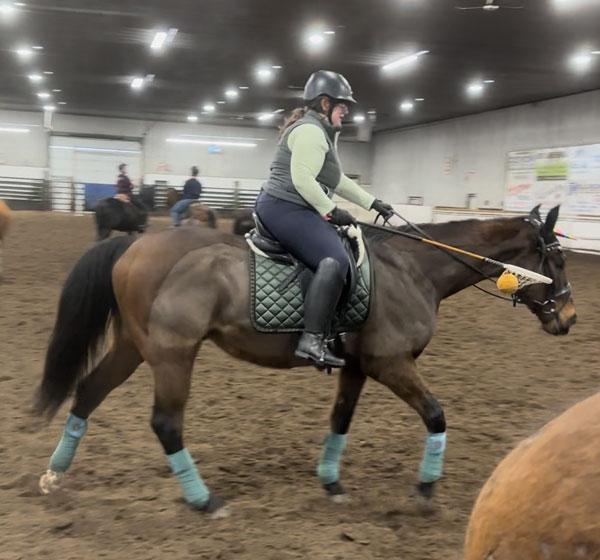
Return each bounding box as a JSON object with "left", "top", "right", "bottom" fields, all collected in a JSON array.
[{"left": 542, "top": 305, "right": 577, "bottom": 336}]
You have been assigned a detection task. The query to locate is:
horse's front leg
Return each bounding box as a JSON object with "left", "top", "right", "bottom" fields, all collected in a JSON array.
[
  {"left": 318, "top": 356, "right": 366, "bottom": 501},
  {"left": 366, "top": 355, "right": 447, "bottom": 500}
]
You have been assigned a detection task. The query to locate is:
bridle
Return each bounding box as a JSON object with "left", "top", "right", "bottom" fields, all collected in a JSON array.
[
  {"left": 369, "top": 210, "right": 572, "bottom": 320},
  {"left": 512, "top": 217, "right": 572, "bottom": 319}
]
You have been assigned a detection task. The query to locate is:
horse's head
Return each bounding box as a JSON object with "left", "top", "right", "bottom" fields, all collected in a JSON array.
[{"left": 514, "top": 205, "right": 576, "bottom": 335}]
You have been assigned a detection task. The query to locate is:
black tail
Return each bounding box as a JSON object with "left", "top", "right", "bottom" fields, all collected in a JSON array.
[{"left": 34, "top": 236, "right": 135, "bottom": 419}]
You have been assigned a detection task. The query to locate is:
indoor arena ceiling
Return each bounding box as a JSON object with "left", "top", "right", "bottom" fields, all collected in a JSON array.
[{"left": 1, "top": 0, "right": 600, "bottom": 133}]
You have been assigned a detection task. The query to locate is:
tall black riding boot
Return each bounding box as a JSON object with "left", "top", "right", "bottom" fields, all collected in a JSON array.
[{"left": 295, "top": 257, "right": 346, "bottom": 368}]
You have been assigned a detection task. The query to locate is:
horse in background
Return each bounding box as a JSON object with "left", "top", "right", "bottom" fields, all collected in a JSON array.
[
  {"left": 0, "top": 199, "right": 11, "bottom": 277},
  {"left": 465, "top": 390, "right": 600, "bottom": 559},
  {"left": 94, "top": 195, "right": 148, "bottom": 241},
  {"left": 166, "top": 188, "right": 217, "bottom": 229},
  {"left": 232, "top": 208, "right": 255, "bottom": 236}
]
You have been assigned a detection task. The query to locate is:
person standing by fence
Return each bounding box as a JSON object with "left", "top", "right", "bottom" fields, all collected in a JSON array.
[{"left": 171, "top": 166, "right": 203, "bottom": 226}]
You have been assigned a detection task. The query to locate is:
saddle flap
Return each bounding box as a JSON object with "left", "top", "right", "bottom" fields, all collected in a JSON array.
[{"left": 249, "top": 248, "right": 372, "bottom": 334}]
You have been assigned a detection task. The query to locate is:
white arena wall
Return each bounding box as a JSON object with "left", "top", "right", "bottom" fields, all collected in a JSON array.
[{"left": 1, "top": 89, "right": 599, "bottom": 252}]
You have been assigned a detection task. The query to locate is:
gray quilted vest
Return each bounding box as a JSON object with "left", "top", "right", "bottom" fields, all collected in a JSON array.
[{"left": 262, "top": 110, "right": 342, "bottom": 209}]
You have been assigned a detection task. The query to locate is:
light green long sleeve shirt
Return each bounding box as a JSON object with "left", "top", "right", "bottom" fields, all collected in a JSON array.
[{"left": 287, "top": 123, "right": 375, "bottom": 216}]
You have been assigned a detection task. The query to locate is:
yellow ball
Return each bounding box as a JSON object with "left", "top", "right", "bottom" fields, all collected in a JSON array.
[{"left": 496, "top": 271, "right": 519, "bottom": 295}]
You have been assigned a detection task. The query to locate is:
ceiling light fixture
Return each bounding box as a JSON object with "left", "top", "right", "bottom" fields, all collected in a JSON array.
[
  {"left": 569, "top": 50, "right": 594, "bottom": 72},
  {"left": 52, "top": 88, "right": 61, "bottom": 92},
  {"left": 36, "top": 91, "right": 51, "bottom": 99},
  {"left": 353, "top": 114, "right": 366, "bottom": 123},
  {"left": 202, "top": 103, "right": 216, "bottom": 112},
  {"left": 43, "top": 70, "right": 53, "bottom": 75},
  {"left": 166, "top": 138, "right": 257, "bottom": 148},
  {"left": 303, "top": 28, "right": 334, "bottom": 52},
  {"left": 57, "top": 101, "right": 66, "bottom": 105},
  {"left": 32, "top": 45, "right": 44, "bottom": 50},
  {"left": 257, "top": 112, "right": 275, "bottom": 121},
  {"left": 400, "top": 100, "right": 415, "bottom": 112},
  {"left": 130, "top": 77, "right": 144, "bottom": 90},
  {"left": 187, "top": 114, "right": 198, "bottom": 122},
  {"left": 483, "top": 79, "right": 495, "bottom": 83},
  {"left": 15, "top": 46, "right": 34, "bottom": 59},
  {"left": 382, "top": 50, "right": 429, "bottom": 73},
  {"left": 0, "top": 126, "right": 30, "bottom": 133},
  {"left": 150, "top": 28, "right": 178, "bottom": 53},
  {"left": 28, "top": 73, "right": 43, "bottom": 82},
  {"left": 255, "top": 66, "right": 274, "bottom": 83},
  {"left": 225, "top": 88, "right": 239, "bottom": 99},
  {"left": 466, "top": 81, "right": 485, "bottom": 97},
  {"left": 43, "top": 104, "right": 56, "bottom": 112},
  {"left": 51, "top": 145, "right": 141, "bottom": 154},
  {"left": 414, "top": 97, "right": 425, "bottom": 102},
  {"left": 150, "top": 31, "right": 167, "bottom": 50},
  {"left": 307, "top": 34, "right": 325, "bottom": 46},
  {"left": 272, "top": 65, "right": 283, "bottom": 69}
]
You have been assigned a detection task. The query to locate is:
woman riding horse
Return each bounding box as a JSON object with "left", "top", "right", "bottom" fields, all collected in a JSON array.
[{"left": 256, "top": 70, "right": 394, "bottom": 367}]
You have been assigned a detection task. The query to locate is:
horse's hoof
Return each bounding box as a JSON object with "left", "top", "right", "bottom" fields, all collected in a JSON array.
[
  {"left": 39, "top": 470, "right": 62, "bottom": 495},
  {"left": 323, "top": 481, "right": 350, "bottom": 503},
  {"left": 416, "top": 481, "right": 435, "bottom": 500},
  {"left": 199, "top": 494, "right": 229, "bottom": 519}
]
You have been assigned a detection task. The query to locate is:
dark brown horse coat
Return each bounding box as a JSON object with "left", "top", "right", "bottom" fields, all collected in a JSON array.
[{"left": 35, "top": 206, "right": 576, "bottom": 511}]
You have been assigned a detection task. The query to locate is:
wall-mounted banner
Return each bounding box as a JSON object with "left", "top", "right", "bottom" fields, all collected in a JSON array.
[{"left": 504, "top": 143, "right": 600, "bottom": 216}]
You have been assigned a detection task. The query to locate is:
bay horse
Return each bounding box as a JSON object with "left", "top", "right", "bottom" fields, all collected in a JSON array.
[
  {"left": 165, "top": 187, "right": 217, "bottom": 229},
  {"left": 34, "top": 205, "right": 575, "bottom": 515},
  {"left": 0, "top": 198, "right": 11, "bottom": 277}
]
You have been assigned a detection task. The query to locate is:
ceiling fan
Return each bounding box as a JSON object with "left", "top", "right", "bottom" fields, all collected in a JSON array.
[{"left": 455, "top": 0, "right": 523, "bottom": 10}]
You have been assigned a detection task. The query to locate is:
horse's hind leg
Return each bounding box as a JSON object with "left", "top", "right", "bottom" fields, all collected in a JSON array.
[
  {"left": 40, "top": 331, "right": 142, "bottom": 493},
  {"left": 367, "top": 356, "right": 447, "bottom": 500},
  {"left": 317, "top": 357, "right": 366, "bottom": 501},
  {"left": 148, "top": 347, "right": 226, "bottom": 516}
]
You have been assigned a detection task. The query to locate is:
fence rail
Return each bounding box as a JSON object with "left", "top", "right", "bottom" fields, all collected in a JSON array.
[
  {"left": 152, "top": 182, "right": 260, "bottom": 211},
  {"left": 0, "top": 176, "right": 261, "bottom": 212},
  {"left": 0, "top": 177, "right": 48, "bottom": 210}
]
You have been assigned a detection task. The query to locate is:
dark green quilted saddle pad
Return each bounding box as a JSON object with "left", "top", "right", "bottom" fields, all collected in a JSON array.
[{"left": 250, "top": 251, "right": 372, "bottom": 333}]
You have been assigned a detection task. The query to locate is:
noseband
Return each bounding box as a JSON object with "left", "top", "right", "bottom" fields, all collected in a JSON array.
[{"left": 513, "top": 220, "right": 572, "bottom": 318}]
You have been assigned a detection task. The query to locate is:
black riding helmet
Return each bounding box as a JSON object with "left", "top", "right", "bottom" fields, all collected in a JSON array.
[
  {"left": 303, "top": 70, "right": 356, "bottom": 125},
  {"left": 303, "top": 70, "right": 357, "bottom": 104}
]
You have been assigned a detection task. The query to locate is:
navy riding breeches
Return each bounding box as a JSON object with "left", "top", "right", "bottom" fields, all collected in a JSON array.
[{"left": 255, "top": 191, "right": 349, "bottom": 275}]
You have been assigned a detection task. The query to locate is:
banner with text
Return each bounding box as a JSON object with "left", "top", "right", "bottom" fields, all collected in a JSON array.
[{"left": 504, "top": 143, "right": 600, "bottom": 215}]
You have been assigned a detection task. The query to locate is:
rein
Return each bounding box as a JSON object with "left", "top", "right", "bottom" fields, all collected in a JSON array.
[
  {"left": 362, "top": 209, "right": 568, "bottom": 312},
  {"left": 359, "top": 214, "right": 514, "bottom": 302}
]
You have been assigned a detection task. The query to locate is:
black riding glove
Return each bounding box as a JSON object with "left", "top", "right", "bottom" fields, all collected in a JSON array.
[
  {"left": 371, "top": 199, "right": 394, "bottom": 220},
  {"left": 327, "top": 207, "right": 357, "bottom": 226}
]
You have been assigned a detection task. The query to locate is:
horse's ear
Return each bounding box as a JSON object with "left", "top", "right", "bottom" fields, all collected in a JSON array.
[
  {"left": 542, "top": 205, "right": 560, "bottom": 238},
  {"left": 530, "top": 204, "right": 542, "bottom": 220}
]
